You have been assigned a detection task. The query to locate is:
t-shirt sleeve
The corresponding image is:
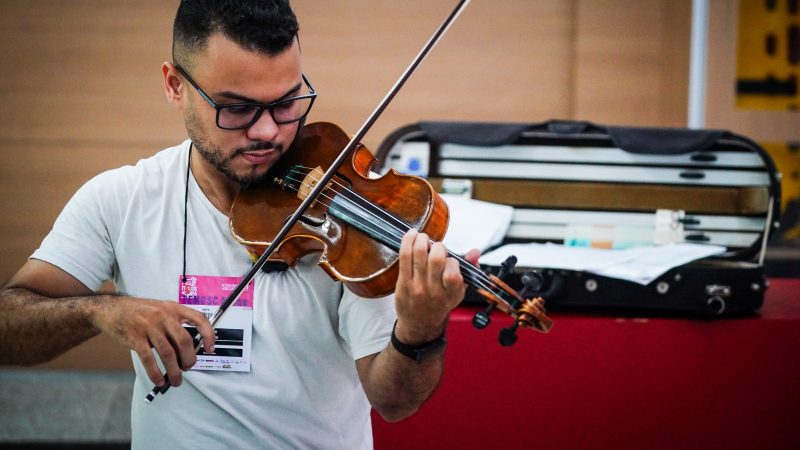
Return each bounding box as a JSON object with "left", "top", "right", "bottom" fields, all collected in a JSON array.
[
  {"left": 31, "top": 169, "right": 130, "bottom": 292},
  {"left": 338, "top": 289, "right": 396, "bottom": 360}
]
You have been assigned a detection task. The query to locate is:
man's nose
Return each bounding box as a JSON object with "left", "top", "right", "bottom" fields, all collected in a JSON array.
[{"left": 246, "top": 109, "right": 280, "bottom": 142}]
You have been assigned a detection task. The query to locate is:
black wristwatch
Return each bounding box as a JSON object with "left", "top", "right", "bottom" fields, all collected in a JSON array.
[{"left": 390, "top": 321, "right": 447, "bottom": 363}]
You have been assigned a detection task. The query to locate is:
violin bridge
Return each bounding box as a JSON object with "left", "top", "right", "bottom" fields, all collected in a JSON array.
[{"left": 297, "top": 166, "right": 326, "bottom": 205}]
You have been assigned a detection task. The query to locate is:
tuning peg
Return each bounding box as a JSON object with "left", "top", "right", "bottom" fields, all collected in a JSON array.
[
  {"left": 498, "top": 320, "right": 520, "bottom": 346},
  {"left": 472, "top": 303, "right": 496, "bottom": 329},
  {"left": 498, "top": 255, "right": 517, "bottom": 280},
  {"left": 519, "top": 271, "right": 545, "bottom": 298}
]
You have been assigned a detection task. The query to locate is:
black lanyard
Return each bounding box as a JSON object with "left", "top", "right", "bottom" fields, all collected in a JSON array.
[{"left": 181, "top": 143, "right": 192, "bottom": 283}]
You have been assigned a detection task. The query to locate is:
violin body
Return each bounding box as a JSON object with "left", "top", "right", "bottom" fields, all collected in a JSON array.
[{"left": 229, "top": 122, "right": 449, "bottom": 298}]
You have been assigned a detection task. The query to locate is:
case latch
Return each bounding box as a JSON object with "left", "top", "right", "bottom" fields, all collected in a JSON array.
[{"left": 705, "top": 284, "right": 731, "bottom": 315}]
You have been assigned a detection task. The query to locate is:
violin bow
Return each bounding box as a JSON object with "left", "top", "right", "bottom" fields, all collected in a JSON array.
[{"left": 146, "top": 0, "right": 472, "bottom": 403}]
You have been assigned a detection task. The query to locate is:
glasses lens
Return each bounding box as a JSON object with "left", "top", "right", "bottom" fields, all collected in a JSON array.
[
  {"left": 217, "top": 104, "right": 262, "bottom": 129},
  {"left": 217, "top": 96, "right": 314, "bottom": 129},
  {"left": 272, "top": 96, "right": 314, "bottom": 124}
]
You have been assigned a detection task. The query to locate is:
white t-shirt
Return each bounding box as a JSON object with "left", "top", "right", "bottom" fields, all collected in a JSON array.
[{"left": 32, "top": 140, "right": 396, "bottom": 449}]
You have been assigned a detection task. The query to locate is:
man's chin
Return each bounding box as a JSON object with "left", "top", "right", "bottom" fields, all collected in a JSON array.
[{"left": 230, "top": 168, "right": 272, "bottom": 186}]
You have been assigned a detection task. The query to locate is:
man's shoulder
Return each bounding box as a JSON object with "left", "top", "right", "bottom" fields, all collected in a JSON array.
[
  {"left": 137, "top": 140, "right": 190, "bottom": 171},
  {"left": 69, "top": 141, "right": 189, "bottom": 211},
  {"left": 89, "top": 140, "right": 189, "bottom": 188}
]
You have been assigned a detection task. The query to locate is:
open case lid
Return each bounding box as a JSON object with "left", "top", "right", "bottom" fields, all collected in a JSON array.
[{"left": 374, "top": 119, "right": 782, "bottom": 262}]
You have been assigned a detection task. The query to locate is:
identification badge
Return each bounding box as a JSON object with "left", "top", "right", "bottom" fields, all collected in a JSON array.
[{"left": 178, "top": 275, "right": 253, "bottom": 372}]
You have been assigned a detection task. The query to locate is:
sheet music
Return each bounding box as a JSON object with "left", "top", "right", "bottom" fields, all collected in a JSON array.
[{"left": 480, "top": 242, "right": 727, "bottom": 285}]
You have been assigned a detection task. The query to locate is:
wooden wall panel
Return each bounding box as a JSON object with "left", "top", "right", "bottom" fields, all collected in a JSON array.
[
  {"left": 0, "top": 0, "right": 690, "bottom": 370},
  {"left": 0, "top": 0, "right": 184, "bottom": 144},
  {"left": 293, "top": 0, "right": 577, "bottom": 147},
  {"left": 573, "top": 0, "right": 691, "bottom": 126}
]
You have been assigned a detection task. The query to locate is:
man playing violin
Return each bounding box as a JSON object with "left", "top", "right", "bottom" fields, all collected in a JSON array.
[{"left": 0, "top": 1, "right": 477, "bottom": 448}]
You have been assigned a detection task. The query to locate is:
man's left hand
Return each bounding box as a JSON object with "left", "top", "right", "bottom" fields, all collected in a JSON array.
[{"left": 393, "top": 229, "right": 479, "bottom": 345}]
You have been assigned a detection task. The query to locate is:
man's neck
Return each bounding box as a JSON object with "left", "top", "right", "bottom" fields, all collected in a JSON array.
[{"left": 189, "top": 149, "right": 241, "bottom": 215}]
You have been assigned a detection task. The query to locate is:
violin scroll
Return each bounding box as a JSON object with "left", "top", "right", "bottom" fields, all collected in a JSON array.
[{"left": 473, "top": 255, "right": 553, "bottom": 345}]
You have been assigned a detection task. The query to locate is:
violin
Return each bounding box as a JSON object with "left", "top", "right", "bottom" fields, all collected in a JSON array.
[{"left": 229, "top": 121, "right": 554, "bottom": 340}]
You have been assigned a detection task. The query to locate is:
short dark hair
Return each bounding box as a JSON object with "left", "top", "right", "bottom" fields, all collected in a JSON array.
[{"left": 173, "top": 0, "right": 299, "bottom": 67}]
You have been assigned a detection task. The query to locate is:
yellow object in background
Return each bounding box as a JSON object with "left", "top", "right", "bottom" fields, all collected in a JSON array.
[
  {"left": 736, "top": 0, "right": 800, "bottom": 111},
  {"left": 738, "top": 1, "right": 800, "bottom": 240},
  {"left": 762, "top": 142, "right": 800, "bottom": 239}
]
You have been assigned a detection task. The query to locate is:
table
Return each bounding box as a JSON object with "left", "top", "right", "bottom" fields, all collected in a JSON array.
[{"left": 372, "top": 278, "right": 800, "bottom": 450}]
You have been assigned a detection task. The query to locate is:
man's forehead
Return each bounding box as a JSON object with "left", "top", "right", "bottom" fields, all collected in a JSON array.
[{"left": 191, "top": 33, "right": 302, "bottom": 100}]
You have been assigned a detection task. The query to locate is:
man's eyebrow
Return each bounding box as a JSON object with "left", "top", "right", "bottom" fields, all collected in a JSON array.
[{"left": 215, "top": 82, "right": 302, "bottom": 104}]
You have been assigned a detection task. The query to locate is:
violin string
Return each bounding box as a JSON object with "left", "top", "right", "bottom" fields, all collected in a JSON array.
[
  {"left": 279, "top": 168, "right": 518, "bottom": 306},
  {"left": 301, "top": 188, "right": 517, "bottom": 307},
  {"left": 332, "top": 184, "right": 496, "bottom": 287},
  {"left": 281, "top": 168, "right": 422, "bottom": 245},
  {"left": 280, "top": 167, "right": 506, "bottom": 300},
  {"left": 281, "top": 167, "right": 492, "bottom": 287}
]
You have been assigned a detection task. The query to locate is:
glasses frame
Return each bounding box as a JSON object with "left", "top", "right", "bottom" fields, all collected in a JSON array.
[{"left": 174, "top": 64, "right": 317, "bottom": 130}]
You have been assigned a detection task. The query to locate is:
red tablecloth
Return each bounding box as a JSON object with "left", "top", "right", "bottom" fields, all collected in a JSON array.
[{"left": 373, "top": 278, "right": 800, "bottom": 450}]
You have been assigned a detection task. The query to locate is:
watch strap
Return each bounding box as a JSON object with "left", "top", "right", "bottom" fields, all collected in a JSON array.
[{"left": 390, "top": 321, "right": 447, "bottom": 363}]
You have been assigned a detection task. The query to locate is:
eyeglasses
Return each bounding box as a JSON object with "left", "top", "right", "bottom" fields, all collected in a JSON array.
[{"left": 175, "top": 64, "right": 317, "bottom": 130}]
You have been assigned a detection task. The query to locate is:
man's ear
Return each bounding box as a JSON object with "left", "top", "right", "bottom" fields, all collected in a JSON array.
[{"left": 162, "top": 62, "right": 183, "bottom": 104}]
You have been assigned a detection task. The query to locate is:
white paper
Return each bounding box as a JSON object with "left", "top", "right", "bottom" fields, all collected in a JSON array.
[
  {"left": 596, "top": 243, "right": 727, "bottom": 284},
  {"left": 184, "top": 306, "right": 253, "bottom": 372},
  {"left": 440, "top": 194, "right": 514, "bottom": 254},
  {"left": 480, "top": 242, "right": 727, "bottom": 285}
]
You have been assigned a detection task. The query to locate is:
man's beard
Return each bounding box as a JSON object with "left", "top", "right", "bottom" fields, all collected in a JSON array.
[
  {"left": 185, "top": 110, "right": 281, "bottom": 186},
  {"left": 193, "top": 138, "right": 280, "bottom": 186}
]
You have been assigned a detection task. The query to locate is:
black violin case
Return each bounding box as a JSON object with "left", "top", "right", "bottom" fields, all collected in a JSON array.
[{"left": 374, "top": 120, "right": 782, "bottom": 317}]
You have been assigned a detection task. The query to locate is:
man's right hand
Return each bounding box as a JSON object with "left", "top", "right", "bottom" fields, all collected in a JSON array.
[
  {"left": 1, "top": 259, "right": 215, "bottom": 388},
  {"left": 89, "top": 296, "right": 216, "bottom": 387}
]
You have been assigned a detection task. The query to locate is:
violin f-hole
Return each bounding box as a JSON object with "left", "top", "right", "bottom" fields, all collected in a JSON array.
[{"left": 295, "top": 213, "right": 327, "bottom": 228}]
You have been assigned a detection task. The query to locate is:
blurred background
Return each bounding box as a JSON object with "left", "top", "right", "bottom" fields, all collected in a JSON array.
[{"left": 1, "top": 0, "right": 798, "bottom": 447}]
